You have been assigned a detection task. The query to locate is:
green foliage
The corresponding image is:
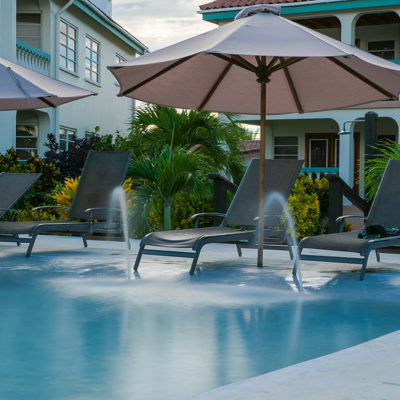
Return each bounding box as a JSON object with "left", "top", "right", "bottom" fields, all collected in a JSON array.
[
  {"left": 130, "top": 146, "right": 211, "bottom": 235},
  {"left": 362, "top": 139, "right": 400, "bottom": 201},
  {"left": 118, "top": 105, "right": 247, "bottom": 184},
  {"left": 0, "top": 148, "right": 60, "bottom": 220},
  {"left": 171, "top": 191, "right": 214, "bottom": 230},
  {"left": 288, "top": 174, "right": 329, "bottom": 239}
]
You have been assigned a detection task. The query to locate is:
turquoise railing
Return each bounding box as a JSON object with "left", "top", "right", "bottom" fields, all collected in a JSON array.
[{"left": 16, "top": 39, "right": 51, "bottom": 75}]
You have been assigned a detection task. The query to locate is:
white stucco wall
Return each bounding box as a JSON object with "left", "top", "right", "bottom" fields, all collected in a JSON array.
[{"left": 56, "top": 4, "right": 136, "bottom": 140}]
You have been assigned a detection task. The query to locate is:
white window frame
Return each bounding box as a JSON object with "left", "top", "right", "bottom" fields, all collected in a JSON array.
[
  {"left": 85, "top": 35, "right": 100, "bottom": 84},
  {"left": 273, "top": 136, "right": 298, "bottom": 159},
  {"left": 59, "top": 127, "right": 77, "bottom": 151},
  {"left": 59, "top": 19, "right": 78, "bottom": 74},
  {"left": 367, "top": 39, "right": 395, "bottom": 60},
  {"left": 16, "top": 124, "right": 38, "bottom": 161}
]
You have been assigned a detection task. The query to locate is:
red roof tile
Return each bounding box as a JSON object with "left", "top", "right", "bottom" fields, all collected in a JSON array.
[
  {"left": 240, "top": 140, "right": 260, "bottom": 156},
  {"left": 200, "top": 0, "right": 312, "bottom": 11}
]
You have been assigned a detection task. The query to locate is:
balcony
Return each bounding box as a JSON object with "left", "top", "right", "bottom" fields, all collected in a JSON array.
[{"left": 16, "top": 39, "right": 51, "bottom": 76}]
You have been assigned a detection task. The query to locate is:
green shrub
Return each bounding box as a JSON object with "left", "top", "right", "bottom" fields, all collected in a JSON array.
[
  {"left": 0, "top": 148, "right": 60, "bottom": 220},
  {"left": 287, "top": 174, "right": 329, "bottom": 239}
]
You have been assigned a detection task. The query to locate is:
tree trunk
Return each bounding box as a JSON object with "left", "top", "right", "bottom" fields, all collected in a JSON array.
[{"left": 163, "top": 201, "right": 172, "bottom": 231}]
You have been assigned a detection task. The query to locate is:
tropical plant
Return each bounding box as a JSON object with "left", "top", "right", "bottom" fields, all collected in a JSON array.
[
  {"left": 0, "top": 148, "right": 60, "bottom": 219},
  {"left": 119, "top": 105, "right": 250, "bottom": 184},
  {"left": 52, "top": 176, "right": 134, "bottom": 221},
  {"left": 362, "top": 139, "right": 400, "bottom": 201},
  {"left": 43, "top": 129, "right": 117, "bottom": 181},
  {"left": 130, "top": 146, "right": 211, "bottom": 235}
]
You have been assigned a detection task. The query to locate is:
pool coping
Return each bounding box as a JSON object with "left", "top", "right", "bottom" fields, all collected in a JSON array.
[{"left": 190, "top": 330, "right": 400, "bottom": 399}]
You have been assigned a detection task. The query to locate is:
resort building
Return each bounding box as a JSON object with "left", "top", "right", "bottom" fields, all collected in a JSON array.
[
  {"left": 198, "top": 0, "right": 400, "bottom": 194},
  {"left": 0, "top": 0, "right": 147, "bottom": 159}
]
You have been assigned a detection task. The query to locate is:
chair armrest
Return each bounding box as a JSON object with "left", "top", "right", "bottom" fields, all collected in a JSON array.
[
  {"left": 336, "top": 215, "right": 367, "bottom": 232},
  {"left": 84, "top": 207, "right": 123, "bottom": 221},
  {"left": 32, "top": 205, "right": 70, "bottom": 220},
  {"left": 191, "top": 212, "right": 226, "bottom": 228},
  {"left": 254, "top": 214, "right": 287, "bottom": 227}
]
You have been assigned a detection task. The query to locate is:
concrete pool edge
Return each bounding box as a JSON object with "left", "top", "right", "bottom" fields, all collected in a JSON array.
[{"left": 190, "top": 330, "right": 400, "bottom": 400}]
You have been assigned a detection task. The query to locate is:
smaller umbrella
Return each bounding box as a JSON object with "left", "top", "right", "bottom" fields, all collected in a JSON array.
[{"left": 0, "top": 57, "right": 95, "bottom": 110}]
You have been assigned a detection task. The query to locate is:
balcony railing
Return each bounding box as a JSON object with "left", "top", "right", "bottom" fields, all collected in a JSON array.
[
  {"left": 16, "top": 39, "right": 51, "bottom": 76},
  {"left": 301, "top": 167, "right": 339, "bottom": 179}
]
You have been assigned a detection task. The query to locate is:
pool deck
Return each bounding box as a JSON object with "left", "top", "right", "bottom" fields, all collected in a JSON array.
[{"left": 1, "top": 234, "right": 400, "bottom": 399}]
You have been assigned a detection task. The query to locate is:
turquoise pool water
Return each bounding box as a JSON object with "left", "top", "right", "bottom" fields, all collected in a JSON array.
[{"left": 1, "top": 270, "right": 400, "bottom": 400}]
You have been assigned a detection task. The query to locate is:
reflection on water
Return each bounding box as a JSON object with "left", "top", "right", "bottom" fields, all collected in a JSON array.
[{"left": 0, "top": 272, "right": 400, "bottom": 400}]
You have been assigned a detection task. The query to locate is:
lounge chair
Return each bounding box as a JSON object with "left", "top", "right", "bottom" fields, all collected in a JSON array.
[
  {"left": 0, "top": 150, "right": 132, "bottom": 256},
  {"left": 0, "top": 172, "right": 41, "bottom": 245},
  {"left": 134, "top": 158, "right": 303, "bottom": 275},
  {"left": 295, "top": 159, "right": 400, "bottom": 280}
]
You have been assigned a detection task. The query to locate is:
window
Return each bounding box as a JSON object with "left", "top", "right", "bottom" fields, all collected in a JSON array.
[
  {"left": 59, "top": 127, "right": 76, "bottom": 151},
  {"left": 115, "top": 53, "right": 126, "bottom": 64},
  {"left": 85, "top": 36, "right": 100, "bottom": 83},
  {"left": 60, "top": 20, "right": 77, "bottom": 73},
  {"left": 309, "top": 138, "right": 328, "bottom": 167},
  {"left": 368, "top": 40, "right": 395, "bottom": 60},
  {"left": 16, "top": 125, "right": 38, "bottom": 160},
  {"left": 273, "top": 136, "right": 298, "bottom": 159},
  {"left": 17, "top": 13, "right": 41, "bottom": 49}
]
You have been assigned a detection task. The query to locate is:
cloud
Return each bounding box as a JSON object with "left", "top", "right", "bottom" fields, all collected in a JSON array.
[{"left": 112, "top": 0, "right": 213, "bottom": 50}]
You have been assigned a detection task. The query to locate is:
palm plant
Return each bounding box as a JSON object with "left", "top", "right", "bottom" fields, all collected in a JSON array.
[
  {"left": 130, "top": 146, "right": 210, "bottom": 235},
  {"left": 362, "top": 139, "right": 400, "bottom": 201},
  {"left": 123, "top": 105, "right": 249, "bottom": 184}
]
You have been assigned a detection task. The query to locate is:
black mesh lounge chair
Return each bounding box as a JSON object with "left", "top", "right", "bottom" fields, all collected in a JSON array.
[
  {"left": 0, "top": 172, "right": 41, "bottom": 244},
  {"left": 134, "top": 158, "right": 303, "bottom": 275},
  {"left": 295, "top": 159, "right": 400, "bottom": 280},
  {"left": 0, "top": 151, "right": 132, "bottom": 257}
]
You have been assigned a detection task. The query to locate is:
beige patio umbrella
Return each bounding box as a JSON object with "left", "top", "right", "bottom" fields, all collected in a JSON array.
[
  {"left": 0, "top": 57, "right": 95, "bottom": 110},
  {"left": 109, "top": 5, "right": 400, "bottom": 267}
]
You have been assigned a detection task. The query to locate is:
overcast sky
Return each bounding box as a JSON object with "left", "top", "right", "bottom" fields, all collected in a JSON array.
[{"left": 112, "top": 0, "right": 214, "bottom": 51}]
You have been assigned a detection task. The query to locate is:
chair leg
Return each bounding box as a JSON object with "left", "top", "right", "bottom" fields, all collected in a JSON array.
[
  {"left": 82, "top": 235, "right": 88, "bottom": 248},
  {"left": 14, "top": 234, "right": 21, "bottom": 246},
  {"left": 360, "top": 252, "right": 370, "bottom": 281},
  {"left": 292, "top": 246, "right": 302, "bottom": 276},
  {"left": 287, "top": 243, "right": 294, "bottom": 260},
  {"left": 236, "top": 244, "right": 242, "bottom": 257},
  {"left": 189, "top": 250, "right": 201, "bottom": 275},
  {"left": 375, "top": 251, "right": 381, "bottom": 263},
  {"left": 133, "top": 245, "right": 144, "bottom": 271},
  {"left": 25, "top": 234, "right": 38, "bottom": 258}
]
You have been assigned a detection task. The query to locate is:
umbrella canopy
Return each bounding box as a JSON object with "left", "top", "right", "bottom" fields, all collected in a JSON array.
[
  {"left": 109, "top": 5, "right": 400, "bottom": 114},
  {"left": 0, "top": 57, "right": 95, "bottom": 110},
  {"left": 108, "top": 5, "right": 400, "bottom": 268}
]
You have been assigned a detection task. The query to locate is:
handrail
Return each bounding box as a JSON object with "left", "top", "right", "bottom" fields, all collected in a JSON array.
[
  {"left": 325, "top": 173, "right": 370, "bottom": 233},
  {"left": 207, "top": 173, "right": 237, "bottom": 194},
  {"left": 207, "top": 173, "right": 237, "bottom": 225},
  {"left": 325, "top": 173, "right": 370, "bottom": 214}
]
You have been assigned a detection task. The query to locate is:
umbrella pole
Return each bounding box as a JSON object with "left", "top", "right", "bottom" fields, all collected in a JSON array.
[{"left": 257, "top": 81, "right": 267, "bottom": 268}]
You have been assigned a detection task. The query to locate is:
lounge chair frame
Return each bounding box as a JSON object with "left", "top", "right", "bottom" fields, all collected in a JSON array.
[
  {"left": 0, "top": 151, "right": 132, "bottom": 256},
  {"left": 134, "top": 159, "right": 303, "bottom": 274},
  {"left": 294, "top": 159, "right": 400, "bottom": 280}
]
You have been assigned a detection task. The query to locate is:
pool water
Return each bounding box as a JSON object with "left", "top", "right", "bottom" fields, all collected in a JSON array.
[{"left": 1, "top": 271, "right": 400, "bottom": 400}]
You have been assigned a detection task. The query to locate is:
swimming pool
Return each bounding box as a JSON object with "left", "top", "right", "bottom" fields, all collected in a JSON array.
[{"left": 1, "top": 267, "right": 400, "bottom": 400}]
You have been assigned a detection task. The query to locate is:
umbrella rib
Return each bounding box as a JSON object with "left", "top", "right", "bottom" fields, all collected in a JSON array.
[
  {"left": 39, "top": 97, "right": 56, "bottom": 108},
  {"left": 280, "top": 59, "right": 304, "bottom": 114},
  {"left": 269, "top": 57, "right": 304, "bottom": 74},
  {"left": 231, "top": 55, "right": 257, "bottom": 73},
  {"left": 198, "top": 63, "right": 233, "bottom": 111},
  {"left": 329, "top": 58, "right": 397, "bottom": 98},
  {"left": 212, "top": 54, "right": 256, "bottom": 73},
  {"left": 119, "top": 55, "right": 195, "bottom": 97}
]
